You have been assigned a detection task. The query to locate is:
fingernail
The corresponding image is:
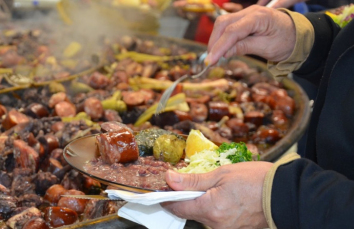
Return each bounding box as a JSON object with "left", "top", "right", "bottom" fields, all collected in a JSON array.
[
  {"left": 204, "top": 52, "right": 212, "bottom": 66},
  {"left": 167, "top": 170, "right": 182, "bottom": 183}
]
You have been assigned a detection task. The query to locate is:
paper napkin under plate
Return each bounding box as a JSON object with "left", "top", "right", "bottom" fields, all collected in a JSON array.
[{"left": 105, "top": 189, "right": 205, "bottom": 229}]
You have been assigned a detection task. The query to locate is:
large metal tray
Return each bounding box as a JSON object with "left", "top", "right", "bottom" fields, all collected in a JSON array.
[{"left": 61, "top": 34, "right": 310, "bottom": 228}]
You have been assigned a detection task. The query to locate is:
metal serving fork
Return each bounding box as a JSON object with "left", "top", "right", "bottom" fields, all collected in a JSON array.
[{"left": 155, "top": 53, "right": 210, "bottom": 115}]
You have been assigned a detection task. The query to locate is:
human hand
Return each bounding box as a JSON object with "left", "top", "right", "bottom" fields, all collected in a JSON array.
[
  {"left": 162, "top": 161, "right": 273, "bottom": 228},
  {"left": 205, "top": 5, "right": 296, "bottom": 65},
  {"left": 222, "top": 2, "right": 243, "bottom": 13},
  {"left": 257, "top": 0, "right": 306, "bottom": 9}
]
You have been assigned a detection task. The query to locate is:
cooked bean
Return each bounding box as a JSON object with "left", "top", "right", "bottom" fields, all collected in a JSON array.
[
  {"left": 58, "top": 190, "right": 88, "bottom": 214},
  {"left": 25, "top": 103, "right": 49, "bottom": 118},
  {"left": 22, "top": 217, "right": 49, "bottom": 229},
  {"left": 43, "top": 206, "right": 78, "bottom": 228},
  {"left": 38, "top": 134, "right": 59, "bottom": 155},
  {"left": 48, "top": 92, "right": 69, "bottom": 108},
  {"left": 44, "top": 184, "right": 67, "bottom": 204},
  {"left": 51, "top": 121, "right": 65, "bottom": 132}
]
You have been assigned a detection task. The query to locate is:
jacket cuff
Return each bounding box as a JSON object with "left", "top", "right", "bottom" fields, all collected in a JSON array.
[
  {"left": 262, "top": 152, "right": 301, "bottom": 229},
  {"left": 268, "top": 9, "right": 315, "bottom": 77}
]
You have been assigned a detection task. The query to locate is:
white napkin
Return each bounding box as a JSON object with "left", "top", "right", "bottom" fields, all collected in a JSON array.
[{"left": 105, "top": 189, "right": 205, "bottom": 229}]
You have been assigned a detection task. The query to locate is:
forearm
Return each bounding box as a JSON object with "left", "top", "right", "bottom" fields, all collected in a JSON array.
[
  {"left": 270, "top": 159, "right": 354, "bottom": 228},
  {"left": 267, "top": 9, "right": 314, "bottom": 77}
]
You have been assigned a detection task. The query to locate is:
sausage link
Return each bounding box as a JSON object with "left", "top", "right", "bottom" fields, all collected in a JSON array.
[{"left": 208, "top": 101, "right": 231, "bottom": 121}]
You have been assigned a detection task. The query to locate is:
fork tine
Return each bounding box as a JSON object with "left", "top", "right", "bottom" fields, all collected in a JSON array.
[{"left": 155, "top": 74, "right": 188, "bottom": 115}]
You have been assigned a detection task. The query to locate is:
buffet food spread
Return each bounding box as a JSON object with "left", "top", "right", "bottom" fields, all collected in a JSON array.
[{"left": 0, "top": 10, "right": 309, "bottom": 228}]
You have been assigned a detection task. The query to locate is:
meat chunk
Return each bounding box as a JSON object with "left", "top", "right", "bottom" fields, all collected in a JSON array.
[
  {"left": 83, "top": 199, "right": 126, "bottom": 220},
  {"left": 11, "top": 169, "right": 35, "bottom": 197},
  {"left": 22, "top": 217, "right": 49, "bottom": 229},
  {"left": 60, "top": 170, "right": 84, "bottom": 191},
  {"left": 96, "top": 124, "right": 139, "bottom": 164},
  {"left": 0, "top": 194, "right": 17, "bottom": 219},
  {"left": 6, "top": 207, "right": 41, "bottom": 229},
  {"left": 34, "top": 172, "right": 58, "bottom": 196},
  {"left": 18, "top": 194, "right": 42, "bottom": 208}
]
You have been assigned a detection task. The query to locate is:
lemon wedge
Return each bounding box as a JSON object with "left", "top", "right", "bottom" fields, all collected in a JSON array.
[{"left": 185, "top": 129, "right": 218, "bottom": 159}]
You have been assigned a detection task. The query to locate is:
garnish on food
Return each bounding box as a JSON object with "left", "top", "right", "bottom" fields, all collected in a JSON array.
[{"left": 178, "top": 129, "right": 256, "bottom": 173}]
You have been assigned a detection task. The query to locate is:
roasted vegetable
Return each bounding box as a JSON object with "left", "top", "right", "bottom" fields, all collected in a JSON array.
[
  {"left": 135, "top": 129, "right": 182, "bottom": 156},
  {"left": 153, "top": 134, "right": 186, "bottom": 164}
]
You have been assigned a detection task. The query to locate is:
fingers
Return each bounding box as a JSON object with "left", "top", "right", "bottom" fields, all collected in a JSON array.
[
  {"left": 173, "top": 0, "right": 187, "bottom": 7},
  {"left": 206, "top": 14, "right": 258, "bottom": 64},
  {"left": 165, "top": 170, "right": 219, "bottom": 191},
  {"left": 206, "top": 5, "right": 267, "bottom": 64},
  {"left": 222, "top": 2, "right": 243, "bottom": 13},
  {"left": 257, "top": 0, "right": 270, "bottom": 6}
]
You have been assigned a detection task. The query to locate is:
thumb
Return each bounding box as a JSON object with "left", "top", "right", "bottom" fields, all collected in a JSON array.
[
  {"left": 256, "top": 0, "right": 270, "bottom": 6},
  {"left": 165, "top": 170, "right": 218, "bottom": 191}
]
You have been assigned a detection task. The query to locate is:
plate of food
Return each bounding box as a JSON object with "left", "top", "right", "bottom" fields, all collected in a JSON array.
[{"left": 63, "top": 121, "right": 256, "bottom": 193}]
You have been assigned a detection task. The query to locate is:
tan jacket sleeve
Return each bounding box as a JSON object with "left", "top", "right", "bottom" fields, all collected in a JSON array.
[
  {"left": 262, "top": 152, "right": 301, "bottom": 229},
  {"left": 268, "top": 9, "right": 315, "bottom": 77}
]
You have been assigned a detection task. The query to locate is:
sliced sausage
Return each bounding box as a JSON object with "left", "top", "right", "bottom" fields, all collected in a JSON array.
[
  {"left": 0, "top": 104, "right": 7, "bottom": 117},
  {"left": 25, "top": 103, "right": 49, "bottom": 118},
  {"left": 189, "top": 103, "right": 208, "bottom": 123},
  {"left": 122, "top": 91, "right": 145, "bottom": 108},
  {"left": 252, "top": 126, "right": 281, "bottom": 144},
  {"left": 54, "top": 101, "right": 76, "bottom": 117},
  {"left": 208, "top": 101, "right": 231, "bottom": 121},
  {"left": 2, "top": 109, "right": 30, "bottom": 130},
  {"left": 244, "top": 111, "right": 264, "bottom": 127},
  {"left": 88, "top": 72, "right": 111, "bottom": 90},
  {"left": 84, "top": 97, "right": 103, "bottom": 120},
  {"left": 103, "top": 109, "right": 122, "bottom": 122},
  {"left": 174, "top": 110, "right": 192, "bottom": 122},
  {"left": 271, "top": 110, "right": 289, "bottom": 129},
  {"left": 226, "top": 118, "right": 249, "bottom": 138},
  {"left": 44, "top": 184, "right": 67, "bottom": 204}
]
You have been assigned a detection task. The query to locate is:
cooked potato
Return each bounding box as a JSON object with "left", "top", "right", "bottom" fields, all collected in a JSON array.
[{"left": 153, "top": 135, "right": 186, "bottom": 164}]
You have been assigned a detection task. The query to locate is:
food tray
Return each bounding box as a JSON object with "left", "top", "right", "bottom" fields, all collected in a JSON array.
[{"left": 63, "top": 33, "right": 310, "bottom": 228}]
